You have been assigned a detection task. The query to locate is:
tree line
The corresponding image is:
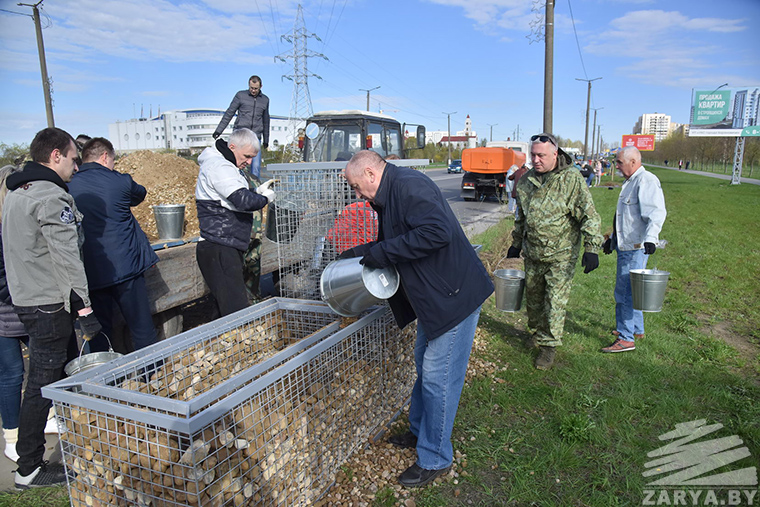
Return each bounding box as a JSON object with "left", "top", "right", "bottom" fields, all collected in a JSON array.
[{"left": 642, "top": 132, "right": 760, "bottom": 177}]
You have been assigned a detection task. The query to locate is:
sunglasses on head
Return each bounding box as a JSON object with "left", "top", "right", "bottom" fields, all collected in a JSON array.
[{"left": 530, "top": 134, "right": 557, "bottom": 147}]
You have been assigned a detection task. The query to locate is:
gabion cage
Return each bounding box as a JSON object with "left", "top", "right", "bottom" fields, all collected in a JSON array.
[
  {"left": 44, "top": 298, "right": 415, "bottom": 507},
  {"left": 266, "top": 162, "right": 378, "bottom": 301}
]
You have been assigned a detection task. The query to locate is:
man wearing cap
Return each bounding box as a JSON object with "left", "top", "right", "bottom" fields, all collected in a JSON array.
[
  {"left": 507, "top": 133, "right": 602, "bottom": 370},
  {"left": 600, "top": 146, "right": 666, "bottom": 353}
]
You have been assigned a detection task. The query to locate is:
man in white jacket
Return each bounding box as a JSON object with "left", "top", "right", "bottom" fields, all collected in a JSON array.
[
  {"left": 195, "top": 129, "right": 274, "bottom": 316},
  {"left": 601, "top": 147, "right": 666, "bottom": 353}
]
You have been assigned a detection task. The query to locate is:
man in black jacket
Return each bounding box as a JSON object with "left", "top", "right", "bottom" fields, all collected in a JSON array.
[{"left": 342, "top": 150, "right": 494, "bottom": 488}]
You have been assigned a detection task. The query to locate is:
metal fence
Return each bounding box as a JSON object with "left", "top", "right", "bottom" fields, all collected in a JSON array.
[{"left": 44, "top": 299, "right": 415, "bottom": 507}]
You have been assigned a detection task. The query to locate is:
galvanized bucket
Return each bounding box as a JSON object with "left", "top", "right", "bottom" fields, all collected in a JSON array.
[
  {"left": 65, "top": 334, "right": 123, "bottom": 377},
  {"left": 320, "top": 257, "right": 400, "bottom": 317},
  {"left": 630, "top": 268, "right": 670, "bottom": 312},
  {"left": 493, "top": 269, "right": 525, "bottom": 312},
  {"left": 153, "top": 204, "right": 185, "bottom": 240}
]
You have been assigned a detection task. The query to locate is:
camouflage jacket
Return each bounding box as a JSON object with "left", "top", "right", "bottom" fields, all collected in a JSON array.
[{"left": 512, "top": 150, "right": 602, "bottom": 262}]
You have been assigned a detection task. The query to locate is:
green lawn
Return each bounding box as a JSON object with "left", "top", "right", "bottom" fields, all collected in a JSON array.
[{"left": 414, "top": 168, "right": 760, "bottom": 506}]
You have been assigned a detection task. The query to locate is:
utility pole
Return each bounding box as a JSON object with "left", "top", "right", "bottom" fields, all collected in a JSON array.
[
  {"left": 515, "top": 124, "right": 520, "bottom": 142},
  {"left": 487, "top": 123, "right": 498, "bottom": 142},
  {"left": 576, "top": 77, "right": 602, "bottom": 161},
  {"left": 359, "top": 86, "right": 380, "bottom": 111},
  {"left": 443, "top": 111, "right": 456, "bottom": 165},
  {"left": 20, "top": 1, "right": 54, "bottom": 127},
  {"left": 591, "top": 107, "right": 603, "bottom": 159},
  {"left": 543, "top": 0, "right": 554, "bottom": 134}
]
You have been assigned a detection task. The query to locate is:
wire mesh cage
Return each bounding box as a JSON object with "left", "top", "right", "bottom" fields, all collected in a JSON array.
[
  {"left": 266, "top": 163, "right": 379, "bottom": 301},
  {"left": 44, "top": 299, "right": 416, "bottom": 507}
]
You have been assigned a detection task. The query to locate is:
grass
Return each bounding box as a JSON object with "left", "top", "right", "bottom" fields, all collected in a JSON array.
[
  {"left": 413, "top": 167, "right": 760, "bottom": 506},
  {"left": 4, "top": 169, "right": 759, "bottom": 506}
]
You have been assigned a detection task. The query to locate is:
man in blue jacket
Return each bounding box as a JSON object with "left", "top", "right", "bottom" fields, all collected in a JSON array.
[
  {"left": 68, "top": 137, "right": 159, "bottom": 353},
  {"left": 342, "top": 150, "right": 494, "bottom": 488}
]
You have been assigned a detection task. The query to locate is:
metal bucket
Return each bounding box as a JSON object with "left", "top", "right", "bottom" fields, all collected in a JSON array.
[
  {"left": 493, "top": 269, "right": 525, "bottom": 312},
  {"left": 320, "top": 257, "right": 400, "bottom": 317},
  {"left": 65, "top": 334, "right": 123, "bottom": 376},
  {"left": 153, "top": 204, "right": 185, "bottom": 240},
  {"left": 630, "top": 268, "right": 670, "bottom": 312}
]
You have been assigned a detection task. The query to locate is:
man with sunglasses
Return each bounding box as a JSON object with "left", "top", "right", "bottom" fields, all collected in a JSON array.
[{"left": 507, "top": 133, "right": 602, "bottom": 369}]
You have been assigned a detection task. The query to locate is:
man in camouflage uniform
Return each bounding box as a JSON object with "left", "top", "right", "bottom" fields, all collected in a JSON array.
[
  {"left": 507, "top": 133, "right": 602, "bottom": 370},
  {"left": 242, "top": 171, "right": 264, "bottom": 303}
]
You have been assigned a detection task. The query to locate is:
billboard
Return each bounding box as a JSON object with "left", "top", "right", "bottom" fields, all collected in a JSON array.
[
  {"left": 689, "top": 87, "right": 760, "bottom": 137},
  {"left": 621, "top": 134, "right": 655, "bottom": 151}
]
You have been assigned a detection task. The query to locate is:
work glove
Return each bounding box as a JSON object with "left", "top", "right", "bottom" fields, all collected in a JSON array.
[
  {"left": 262, "top": 142, "right": 268, "bottom": 150},
  {"left": 359, "top": 250, "right": 385, "bottom": 269},
  {"left": 259, "top": 188, "right": 275, "bottom": 203},
  {"left": 78, "top": 312, "right": 102, "bottom": 341},
  {"left": 644, "top": 242, "right": 657, "bottom": 255},
  {"left": 255, "top": 179, "right": 276, "bottom": 195},
  {"left": 602, "top": 238, "right": 613, "bottom": 255},
  {"left": 212, "top": 132, "right": 221, "bottom": 140},
  {"left": 506, "top": 246, "right": 521, "bottom": 259},
  {"left": 581, "top": 252, "right": 599, "bottom": 274},
  {"left": 337, "top": 244, "right": 371, "bottom": 260}
]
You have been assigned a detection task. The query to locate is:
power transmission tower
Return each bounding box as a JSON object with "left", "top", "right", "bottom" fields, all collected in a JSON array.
[{"left": 276, "top": 4, "right": 327, "bottom": 156}]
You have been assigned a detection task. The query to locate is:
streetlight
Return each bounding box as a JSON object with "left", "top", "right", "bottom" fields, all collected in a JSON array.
[
  {"left": 487, "top": 123, "right": 498, "bottom": 143},
  {"left": 359, "top": 86, "right": 380, "bottom": 111},
  {"left": 576, "top": 77, "right": 602, "bottom": 161},
  {"left": 443, "top": 111, "right": 457, "bottom": 165}
]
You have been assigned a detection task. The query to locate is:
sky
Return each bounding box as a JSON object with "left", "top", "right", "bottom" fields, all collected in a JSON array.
[{"left": 1, "top": 0, "right": 758, "bottom": 148}]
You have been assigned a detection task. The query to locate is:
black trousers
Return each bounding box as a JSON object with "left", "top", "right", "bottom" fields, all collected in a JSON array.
[{"left": 196, "top": 240, "right": 249, "bottom": 317}]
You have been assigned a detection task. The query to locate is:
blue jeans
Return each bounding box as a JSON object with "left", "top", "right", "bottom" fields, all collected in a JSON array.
[
  {"left": 250, "top": 143, "right": 262, "bottom": 179},
  {"left": 408, "top": 306, "right": 481, "bottom": 470},
  {"left": 615, "top": 248, "right": 649, "bottom": 341},
  {"left": 88, "top": 275, "right": 157, "bottom": 353},
  {"left": 0, "top": 335, "right": 28, "bottom": 429},
  {"left": 507, "top": 195, "right": 516, "bottom": 213},
  {"left": 14, "top": 304, "right": 78, "bottom": 476}
]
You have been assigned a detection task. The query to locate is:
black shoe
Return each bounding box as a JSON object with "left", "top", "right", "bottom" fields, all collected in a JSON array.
[
  {"left": 398, "top": 463, "right": 451, "bottom": 488},
  {"left": 535, "top": 346, "right": 556, "bottom": 370},
  {"left": 15, "top": 461, "right": 67, "bottom": 490},
  {"left": 388, "top": 431, "right": 418, "bottom": 449}
]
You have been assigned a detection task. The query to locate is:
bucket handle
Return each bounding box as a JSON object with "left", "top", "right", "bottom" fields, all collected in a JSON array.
[{"left": 75, "top": 332, "right": 115, "bottom": 363}]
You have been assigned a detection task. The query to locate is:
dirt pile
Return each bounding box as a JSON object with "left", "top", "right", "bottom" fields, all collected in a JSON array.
[{"left": 115, "top": 150, "right": 200, "bottom": 242}]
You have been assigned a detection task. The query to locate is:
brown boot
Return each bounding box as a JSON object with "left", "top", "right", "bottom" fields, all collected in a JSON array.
[{"left": 535, "top": 346, "right": 556, "bottom": 370}]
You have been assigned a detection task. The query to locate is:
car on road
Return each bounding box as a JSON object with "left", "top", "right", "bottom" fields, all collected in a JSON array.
[{"left": 448, "top": 159, "right": 462, "bottom": 173}]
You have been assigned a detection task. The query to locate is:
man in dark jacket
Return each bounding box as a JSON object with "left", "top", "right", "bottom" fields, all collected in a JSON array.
[
  {"left": 342, "top": 150, "right": 494, "bottom": 488},
  {"left": 68, "top": 137, "right": 159, "bottom": 353},
  {"left": 195, "top": 129, "right": 274, "bottom": 317},
  {"left": 213, "top": 75, "right": 270, "bottom": 180}
]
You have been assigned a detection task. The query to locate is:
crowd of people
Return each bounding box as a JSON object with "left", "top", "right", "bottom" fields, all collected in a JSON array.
[{"left": 0, "top": 114, "right": 666, "bottom": 492}]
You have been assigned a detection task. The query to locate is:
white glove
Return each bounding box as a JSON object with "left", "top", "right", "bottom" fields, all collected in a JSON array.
[
  {"left": 255, "top": 179, "right": 277, "bottom": 195},
  {"left": 260, "top": 188, "right": 275, "bottom": 203}
]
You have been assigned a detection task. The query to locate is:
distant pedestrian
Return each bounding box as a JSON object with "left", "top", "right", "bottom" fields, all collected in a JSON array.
[
  {"left": 678, "top": 159, "right": 683, "bottom": 170},
  {"left": 601, "top": 147, "right": 666, "bottom": 353},
  {"left": 685, "top": 160, "right": 690, "bottom": 170},
  {"left": 664, "top": 159, "right": 668, "bottom": 166},
  {"left": 594, "top": 159, "right": 602, "bottom": 186}
]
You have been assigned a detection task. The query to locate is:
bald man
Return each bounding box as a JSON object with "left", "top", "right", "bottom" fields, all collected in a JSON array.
[{"left": 341, "top": 150, "right": 493, "bottom": 487}]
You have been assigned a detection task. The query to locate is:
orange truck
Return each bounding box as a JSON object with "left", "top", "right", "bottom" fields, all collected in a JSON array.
[{"left": 460, "top": 147, "right": 526, "bottom": 201}]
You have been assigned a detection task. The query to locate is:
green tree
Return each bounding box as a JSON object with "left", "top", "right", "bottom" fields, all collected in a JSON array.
[{"left": 0, "top": 143, "right": 29, "bottom": 167}]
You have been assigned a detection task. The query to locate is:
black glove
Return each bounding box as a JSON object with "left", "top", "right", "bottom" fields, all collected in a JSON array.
[
  {"left": 644, "top": 242, "right": 656, "bottom": 255},
  {"left": 602, "top": 238, "right": 613, "bottom": 255},
  {"left": 506, "top": 246, "right": 521, "bottom": 258},
  {"left": 78, "top": 313, "right": 102, "bottom": 341},
  {"left": 262, "top": 142, "right": 268, "bottom": 150},
  {"left": 581, "top": 252, "right": 599, "bottom": 274},
  {"left": 337, "top": 248, "right": 359, "bottom": 260},
  {"left": 212, "top": 132, "right": 221, "bottom": 140},
  {"left": 360, "top": 250, "right": 385, "bottom": 269}
]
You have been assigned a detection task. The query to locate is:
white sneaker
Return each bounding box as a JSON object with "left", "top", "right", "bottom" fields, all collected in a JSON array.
[
  {"left": 44, "top": 416, "right": 59, "bottom": 435},
  {"left": 4, "top": 442, "right": 19, "bottom": 462},
  {"left": 15, "top": 461, "right": 67, "bottom": 489}
]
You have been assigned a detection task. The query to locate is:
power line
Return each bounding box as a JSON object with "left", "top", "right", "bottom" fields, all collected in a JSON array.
[
  {"left": 567, "top": 0, "right": 588, "bottom": 80},
  {"left": 0, "top": 8, "right": 31, "bottom": 16}
]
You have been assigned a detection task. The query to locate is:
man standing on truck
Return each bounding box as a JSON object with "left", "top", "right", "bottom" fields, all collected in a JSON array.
[
  {"left": 3, "top": 128, "right": 102, "bottom": 488},
  {"left": 195, "top": 129, "right": 275, "bottom": 317},
  {"left": 507, "top": 133, "right": 602, "bottom": 370},
  {"left": 68, "top": 137, "right": 159, "bottom": 353},
  {"left": 341, "top": 150, "right": 493, "bottom": 487}
]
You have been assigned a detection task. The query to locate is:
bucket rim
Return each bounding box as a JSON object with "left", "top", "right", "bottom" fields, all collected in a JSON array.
[
  {"left": 493, "top": 268, "right": 525, "bottom": 280},
  {"left": 64, "top": 351, "right": 123, "bottom": 376},
  {"left": 629, "top": 268, "right": 670, "bottom": 276}
]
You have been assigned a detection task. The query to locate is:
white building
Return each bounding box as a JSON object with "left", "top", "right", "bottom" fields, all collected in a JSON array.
[
  {"left": 426, "top": 114, "right": 478, "bottom": 149},
  {"left": 633, "top": 113, "right": 672, "bottom": 142},
  {"left": 732, "top": 88, "right": 760, "bottom": 129},
  {"left": 108, "top": 109, "right": 303, "bottom": 153}
]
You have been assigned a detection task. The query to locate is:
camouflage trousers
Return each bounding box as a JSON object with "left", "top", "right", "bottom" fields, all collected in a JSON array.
[
  {"left": 242, "top": 173, "right": 263, "bottom": 303},
  {"left": 523, "top": 257, "right": 578, "bottom": 347}
]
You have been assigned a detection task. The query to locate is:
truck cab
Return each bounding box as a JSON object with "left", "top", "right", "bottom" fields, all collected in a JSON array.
[{"left": 302, "top": 110, "right": 425, "bottom": 162}]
